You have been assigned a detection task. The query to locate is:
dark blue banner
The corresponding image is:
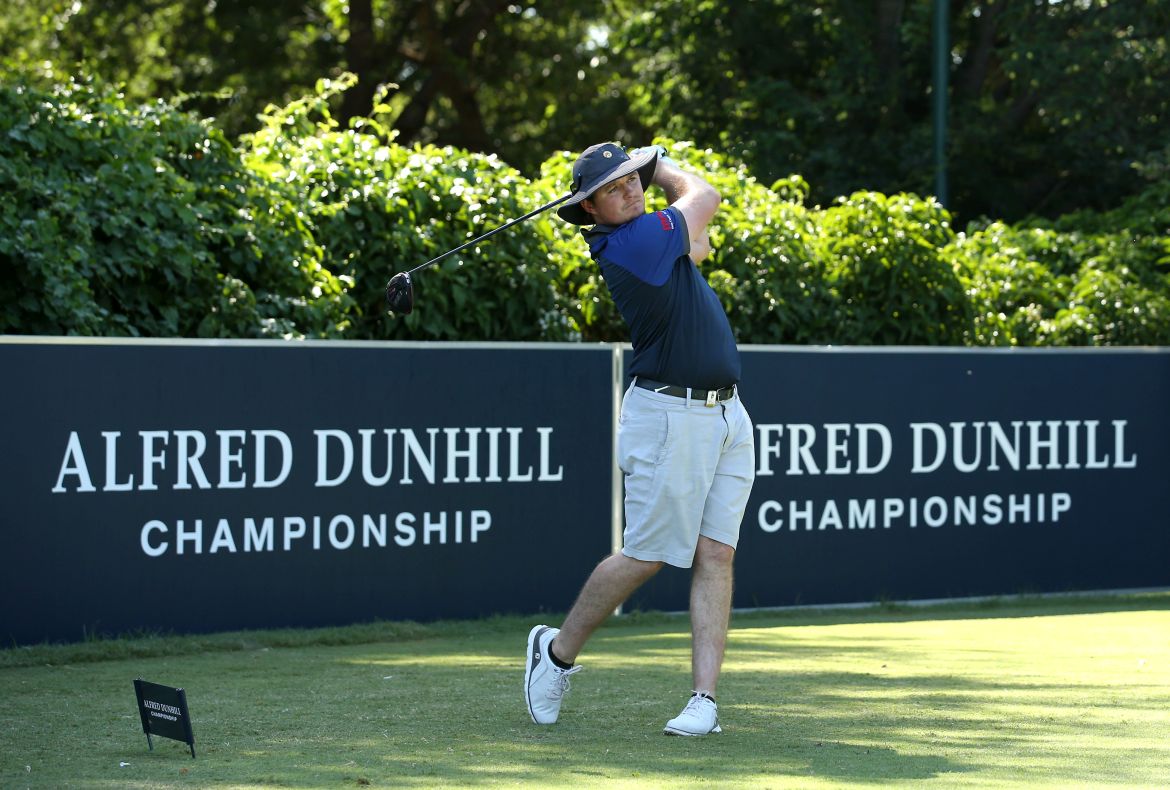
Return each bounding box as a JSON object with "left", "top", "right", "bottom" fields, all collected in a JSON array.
[
  {"left": 629, "top": 348, "right": 1170, "bottom": 612},
  {"left": 4, "top": 340, "right": 1167, "bottom": 644},
  {"left": 0, "top": 340, "right": 614, "bottom": 644}
]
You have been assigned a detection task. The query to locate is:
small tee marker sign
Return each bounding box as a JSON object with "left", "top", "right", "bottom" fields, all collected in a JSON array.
[{"left": 133, "top": 679, "right": 195, "bottom": 758}]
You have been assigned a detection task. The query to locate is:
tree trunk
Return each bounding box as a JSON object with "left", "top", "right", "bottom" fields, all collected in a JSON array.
[
  {"left": 957, "top": 0, "right": 1005, "bottom": 99},
  {"left": 393, "top": 0, "right": 509, "bottom": 151},
  {"left": 873, "top": 0, "right": 905, "bottom": 114},
  {"left": 394, "top": 71, "right": 441, "bottom": 145},
  {"left": 340, "top": 0, "right": 377, "bottom": 122}
]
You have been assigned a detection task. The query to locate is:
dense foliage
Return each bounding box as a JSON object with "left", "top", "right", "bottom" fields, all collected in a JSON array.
[
  {"left": 4, "top": 1, "right": 1168, "bottom": 223},
  {"left": 614, "top": 0, "right": 1170, "bottom": 221},
  {"left": 952, "top": 178, "right": 1170, "bottom": 346},
  {"left": 0, "top": 79, "right": 349, "bottom": 337},
  {"left": 243, "top": 76, "right": 574, "bottom": 340},
  {"left": 2, "top": 79, "right": 1166, "bottom": 345}
]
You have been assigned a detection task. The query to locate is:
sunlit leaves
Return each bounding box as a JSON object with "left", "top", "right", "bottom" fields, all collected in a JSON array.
[
  {"left": 2, "top": 77, "right": 1165, "bottom": 346},
  {"left": 0, "top": 79, "right": 351, "bottom": 338}
]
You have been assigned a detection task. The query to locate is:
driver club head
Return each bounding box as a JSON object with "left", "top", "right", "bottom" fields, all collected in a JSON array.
[{"left": 385, "top": 271, "right": 414, "bottom": 314}]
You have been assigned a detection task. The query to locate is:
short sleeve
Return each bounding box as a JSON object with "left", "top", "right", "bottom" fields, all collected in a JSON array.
[{"left": 600, "top": 207, "right": 691, "bottom": 286}]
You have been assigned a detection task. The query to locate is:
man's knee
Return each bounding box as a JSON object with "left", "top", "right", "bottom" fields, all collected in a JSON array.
[
  {"left": 694, "top": 537, "right": 735, "bottom": 569},
  {"left": 605, "top": 551, "right": 663, "bottom": 579}
]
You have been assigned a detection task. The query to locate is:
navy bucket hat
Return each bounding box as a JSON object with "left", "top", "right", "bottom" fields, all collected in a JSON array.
[{"left": 556, "top": 142, "right": 658, "bottom": 225}]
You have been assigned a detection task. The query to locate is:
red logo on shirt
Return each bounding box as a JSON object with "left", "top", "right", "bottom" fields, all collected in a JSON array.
[{"left": 656, "top": 211, "right": 675, "bottom": 231}]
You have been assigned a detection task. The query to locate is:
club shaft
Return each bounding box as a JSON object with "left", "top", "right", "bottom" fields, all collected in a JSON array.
[{"left": 407, "top": 193, "right": 572, "bottom": 275}]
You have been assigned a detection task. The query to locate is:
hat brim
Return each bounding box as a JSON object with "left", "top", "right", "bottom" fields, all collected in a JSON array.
[{"left": 556, "top": 149, "right": 659, "bottom": 225}]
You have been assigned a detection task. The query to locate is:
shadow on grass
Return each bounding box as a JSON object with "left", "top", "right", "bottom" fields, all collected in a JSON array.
[
  {"left": 321, "top": 617, "right": 1167, "bottom": 788},
  {"left": 6, "top": 593, "right": 1167, "bottom": 788},
  {"left": 4, "top": 590, "right": 1165, "bottom": 669}
]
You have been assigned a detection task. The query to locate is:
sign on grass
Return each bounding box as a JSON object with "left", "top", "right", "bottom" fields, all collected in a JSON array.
[{"left": 133, "top": 679, "right": 195, "bottom": 758}]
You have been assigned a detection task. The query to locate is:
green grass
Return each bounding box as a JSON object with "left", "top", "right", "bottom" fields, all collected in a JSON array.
[{"left": 2, "top": 593, "right": 1168, "bottom": 788}]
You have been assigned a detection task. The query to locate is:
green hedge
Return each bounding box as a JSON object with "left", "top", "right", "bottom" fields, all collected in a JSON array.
[
  {"left": 243, "top": 76, "right": 575, "bottom": 341},
  {"left": 950, "top": 178, "right": 1170, "bottom": 346},
  {"left": 0, "top": 79, "right": 349, "bottom": 338},
  {"left": 2, "top": 78, "right": 1167, "bottom": 345}
]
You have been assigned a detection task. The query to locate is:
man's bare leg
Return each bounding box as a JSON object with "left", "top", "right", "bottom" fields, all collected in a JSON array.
[
  {"left": 551, "top": 553, "right": 662, "bottom": 664},
  {"left": 689, "top": 536, "right": 736, "bottom": 696}
]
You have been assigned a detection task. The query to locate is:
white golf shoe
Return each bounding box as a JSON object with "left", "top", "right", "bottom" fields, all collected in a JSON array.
[
  {"left": 524, "top": 625, "right": 581, "bottom": 724},
  {"left": 663, "top": 693, "right": 722, "bottom": 736}
]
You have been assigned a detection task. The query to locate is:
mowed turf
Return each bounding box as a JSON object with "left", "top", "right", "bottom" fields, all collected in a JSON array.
[{"left": 1, "top": 594, "right": 1168, "bottom": 789}]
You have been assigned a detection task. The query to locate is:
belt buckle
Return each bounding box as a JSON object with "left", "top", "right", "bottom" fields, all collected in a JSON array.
[{"left": 705, "top": 390, "right": 717, "bottom": 407}]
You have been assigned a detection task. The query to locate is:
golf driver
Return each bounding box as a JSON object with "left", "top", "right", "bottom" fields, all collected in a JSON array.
[{"left": 385, "top": 192, "right": 573, "bottom": 314}]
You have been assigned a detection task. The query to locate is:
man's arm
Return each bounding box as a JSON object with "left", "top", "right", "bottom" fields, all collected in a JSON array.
[{"left": 651, "top": 158, "right": 721, "bottom": 247}]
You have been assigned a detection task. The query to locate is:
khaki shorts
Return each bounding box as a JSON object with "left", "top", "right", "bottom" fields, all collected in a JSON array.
[{"left": 618, "top": 380, "right": 756, "bottom": 568}]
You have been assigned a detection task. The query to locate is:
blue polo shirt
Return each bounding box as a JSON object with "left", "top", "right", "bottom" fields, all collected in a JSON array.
[{"left": 582, "top": 207, "right": 741, "bottom": 389}]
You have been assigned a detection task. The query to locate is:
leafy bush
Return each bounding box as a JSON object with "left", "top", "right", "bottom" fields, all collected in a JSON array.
[
  {"left": 542, "top": 136, "right": 1166, "bottom": 349},
  {"left": 245, "top": 77, "right": 575, "bottom": 341},
  {"left": 1045, "top": 264, "right": 1170, "bottom": 345},
  {"left": 950, "top": 176, "right": 1170, "bottom": 346},
  {"left": 0, "top": 78, "right": 349, "bottom": 337},
  {"left": 814, "top": 191, "right": 970, "bottom": 344},
  {"left": 947, "top": 224, "right": 1068, "bottom": 346},
  {"left": 2, "top": 77, "right": 1165, "bottom": 347}
]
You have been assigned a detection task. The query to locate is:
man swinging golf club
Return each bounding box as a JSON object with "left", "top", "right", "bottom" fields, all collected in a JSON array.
[{"left": 524, "top": 142, "right": 755, "bottom": 736}]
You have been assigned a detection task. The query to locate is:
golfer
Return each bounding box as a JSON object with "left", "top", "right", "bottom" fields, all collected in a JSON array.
[{"left": 524, "top": 142, "right": 755, "bottom": 736}]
